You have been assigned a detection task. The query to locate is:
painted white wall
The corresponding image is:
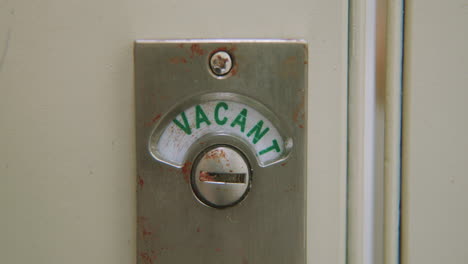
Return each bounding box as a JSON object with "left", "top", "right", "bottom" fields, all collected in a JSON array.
[
  {"left": 0, "top": 0, "right": 348, "bottom": 263},
  {"left": 401, "top": 0, "right": 468, "bottom": 263}
]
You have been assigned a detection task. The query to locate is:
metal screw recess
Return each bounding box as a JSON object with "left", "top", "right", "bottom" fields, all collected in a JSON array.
[{"left": 209, "top": 51, "right": 233, "bottom": 76}]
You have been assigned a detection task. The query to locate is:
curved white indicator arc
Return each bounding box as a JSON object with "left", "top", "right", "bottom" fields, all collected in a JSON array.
[{"left": 149, "top": 100, "right": 290, "bottom": 168}]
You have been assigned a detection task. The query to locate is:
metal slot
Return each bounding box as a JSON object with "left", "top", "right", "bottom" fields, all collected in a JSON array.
[{"left": 199, "top": 171, "right": 246, "bottom": 184}]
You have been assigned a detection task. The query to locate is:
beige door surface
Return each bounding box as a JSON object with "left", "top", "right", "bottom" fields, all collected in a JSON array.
[
  {"left": 0, "top": 1, "right": 348, "bottom": 263},
  {"left": 401, "top": 0, "right": 468, "bottom": 263}
]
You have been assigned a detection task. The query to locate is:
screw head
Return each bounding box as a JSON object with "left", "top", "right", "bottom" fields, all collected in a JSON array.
[{"left": 209, "top": 51, "right": 233, "bottom": 76}]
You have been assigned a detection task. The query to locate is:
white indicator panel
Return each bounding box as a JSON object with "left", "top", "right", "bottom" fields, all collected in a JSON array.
[{"left": 149, "top": 100, "right": 290, "bottom": 168}]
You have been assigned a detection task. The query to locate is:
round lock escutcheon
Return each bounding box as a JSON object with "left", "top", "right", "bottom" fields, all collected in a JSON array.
[{"left": 191, "top": 145, "right": 252, "bottom": 208}]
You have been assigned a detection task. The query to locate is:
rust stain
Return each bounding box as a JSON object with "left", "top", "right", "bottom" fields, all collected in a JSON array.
[
  {"left": 196, "top": 227, "right": 201, "bottom": 233},
  {"left": 177, "top": 43, "right": 184, "bottom": 48},
  {"left": 145, "top": 114, "right": 162, "bottom": 127},
  {"left": 190, "top": 44, "right": 205, "bottom": 58},
  {"left": 139, "top": 251, "right": 157, "bottom": 264},
  {"left": 304, "top": 60, "right": 308, "bottom": 65},
  {"left": 169, "top": 57, "right": 188, "bottom": 64},
  {"left": 199, "top": 171, "right": 215, "bottom": 182},
  {"left": 284, "top": 56, "right": 297, "bottom": 64},
  {"left": 229, "top": 45, "right": 237, "bottom": 52},
  {"left": 293, "top": 96, "right": 306, "bottom": 128},
  {"left": 212, "top": 53, "right": 229, "bottom": 69},
  {"left": 138, "top": 175, "right": 145, "bottom": 188},
  {"left": 215, "top": 248, "right": 222, "bottom": 252},
  {"left": 205, "top": 149, "right": 227, "bottom": 160},
  {"left": 181, "top": 161, "right": 192, "bottom": 183},
  {"left": 142, "top": 228, "right": 153, "bottom": 238},
  {"left": 138, "top": 216, "right": 155, "bottom": 240},
  {"left": 230, "top": 66, "right": 238, "bottom": 76},
  {"left": 210, "top": 45, "right": 237, "bottom": 54},
  {"left": 242, "top": 256, "right": 249, "bottom": 264},
  {"left": 152, "top": 114, "right": 162, "bottom": 122},
  {"left": 281, "top": 162, "right": 287, "bottom": 167},
  {"left": 280, "top": 56, "right": 300, "bottom": 78}
]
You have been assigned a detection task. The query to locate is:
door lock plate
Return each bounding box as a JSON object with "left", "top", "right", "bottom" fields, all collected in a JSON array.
[{"left": 135, "top": 40, "right": 307, "bottom": 264}]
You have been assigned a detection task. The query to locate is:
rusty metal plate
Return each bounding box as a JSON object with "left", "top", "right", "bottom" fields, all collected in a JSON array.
[{"left": 134, "top": 40, "right": 307, "bottom": 264}]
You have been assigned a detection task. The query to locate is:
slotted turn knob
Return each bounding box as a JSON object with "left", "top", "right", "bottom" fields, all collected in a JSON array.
[{"left": 191, "top": 145, "right": 251, "bottom": 208}]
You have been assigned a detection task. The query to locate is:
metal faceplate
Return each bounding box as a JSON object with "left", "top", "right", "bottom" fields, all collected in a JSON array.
[{"left": 135, "top": 40, "right": 307, "bottom": 264}]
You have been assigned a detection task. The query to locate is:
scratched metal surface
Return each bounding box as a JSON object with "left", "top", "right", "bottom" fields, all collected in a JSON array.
[{"left": 135, "top": 40, "right": 307, "bottom": 264}]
